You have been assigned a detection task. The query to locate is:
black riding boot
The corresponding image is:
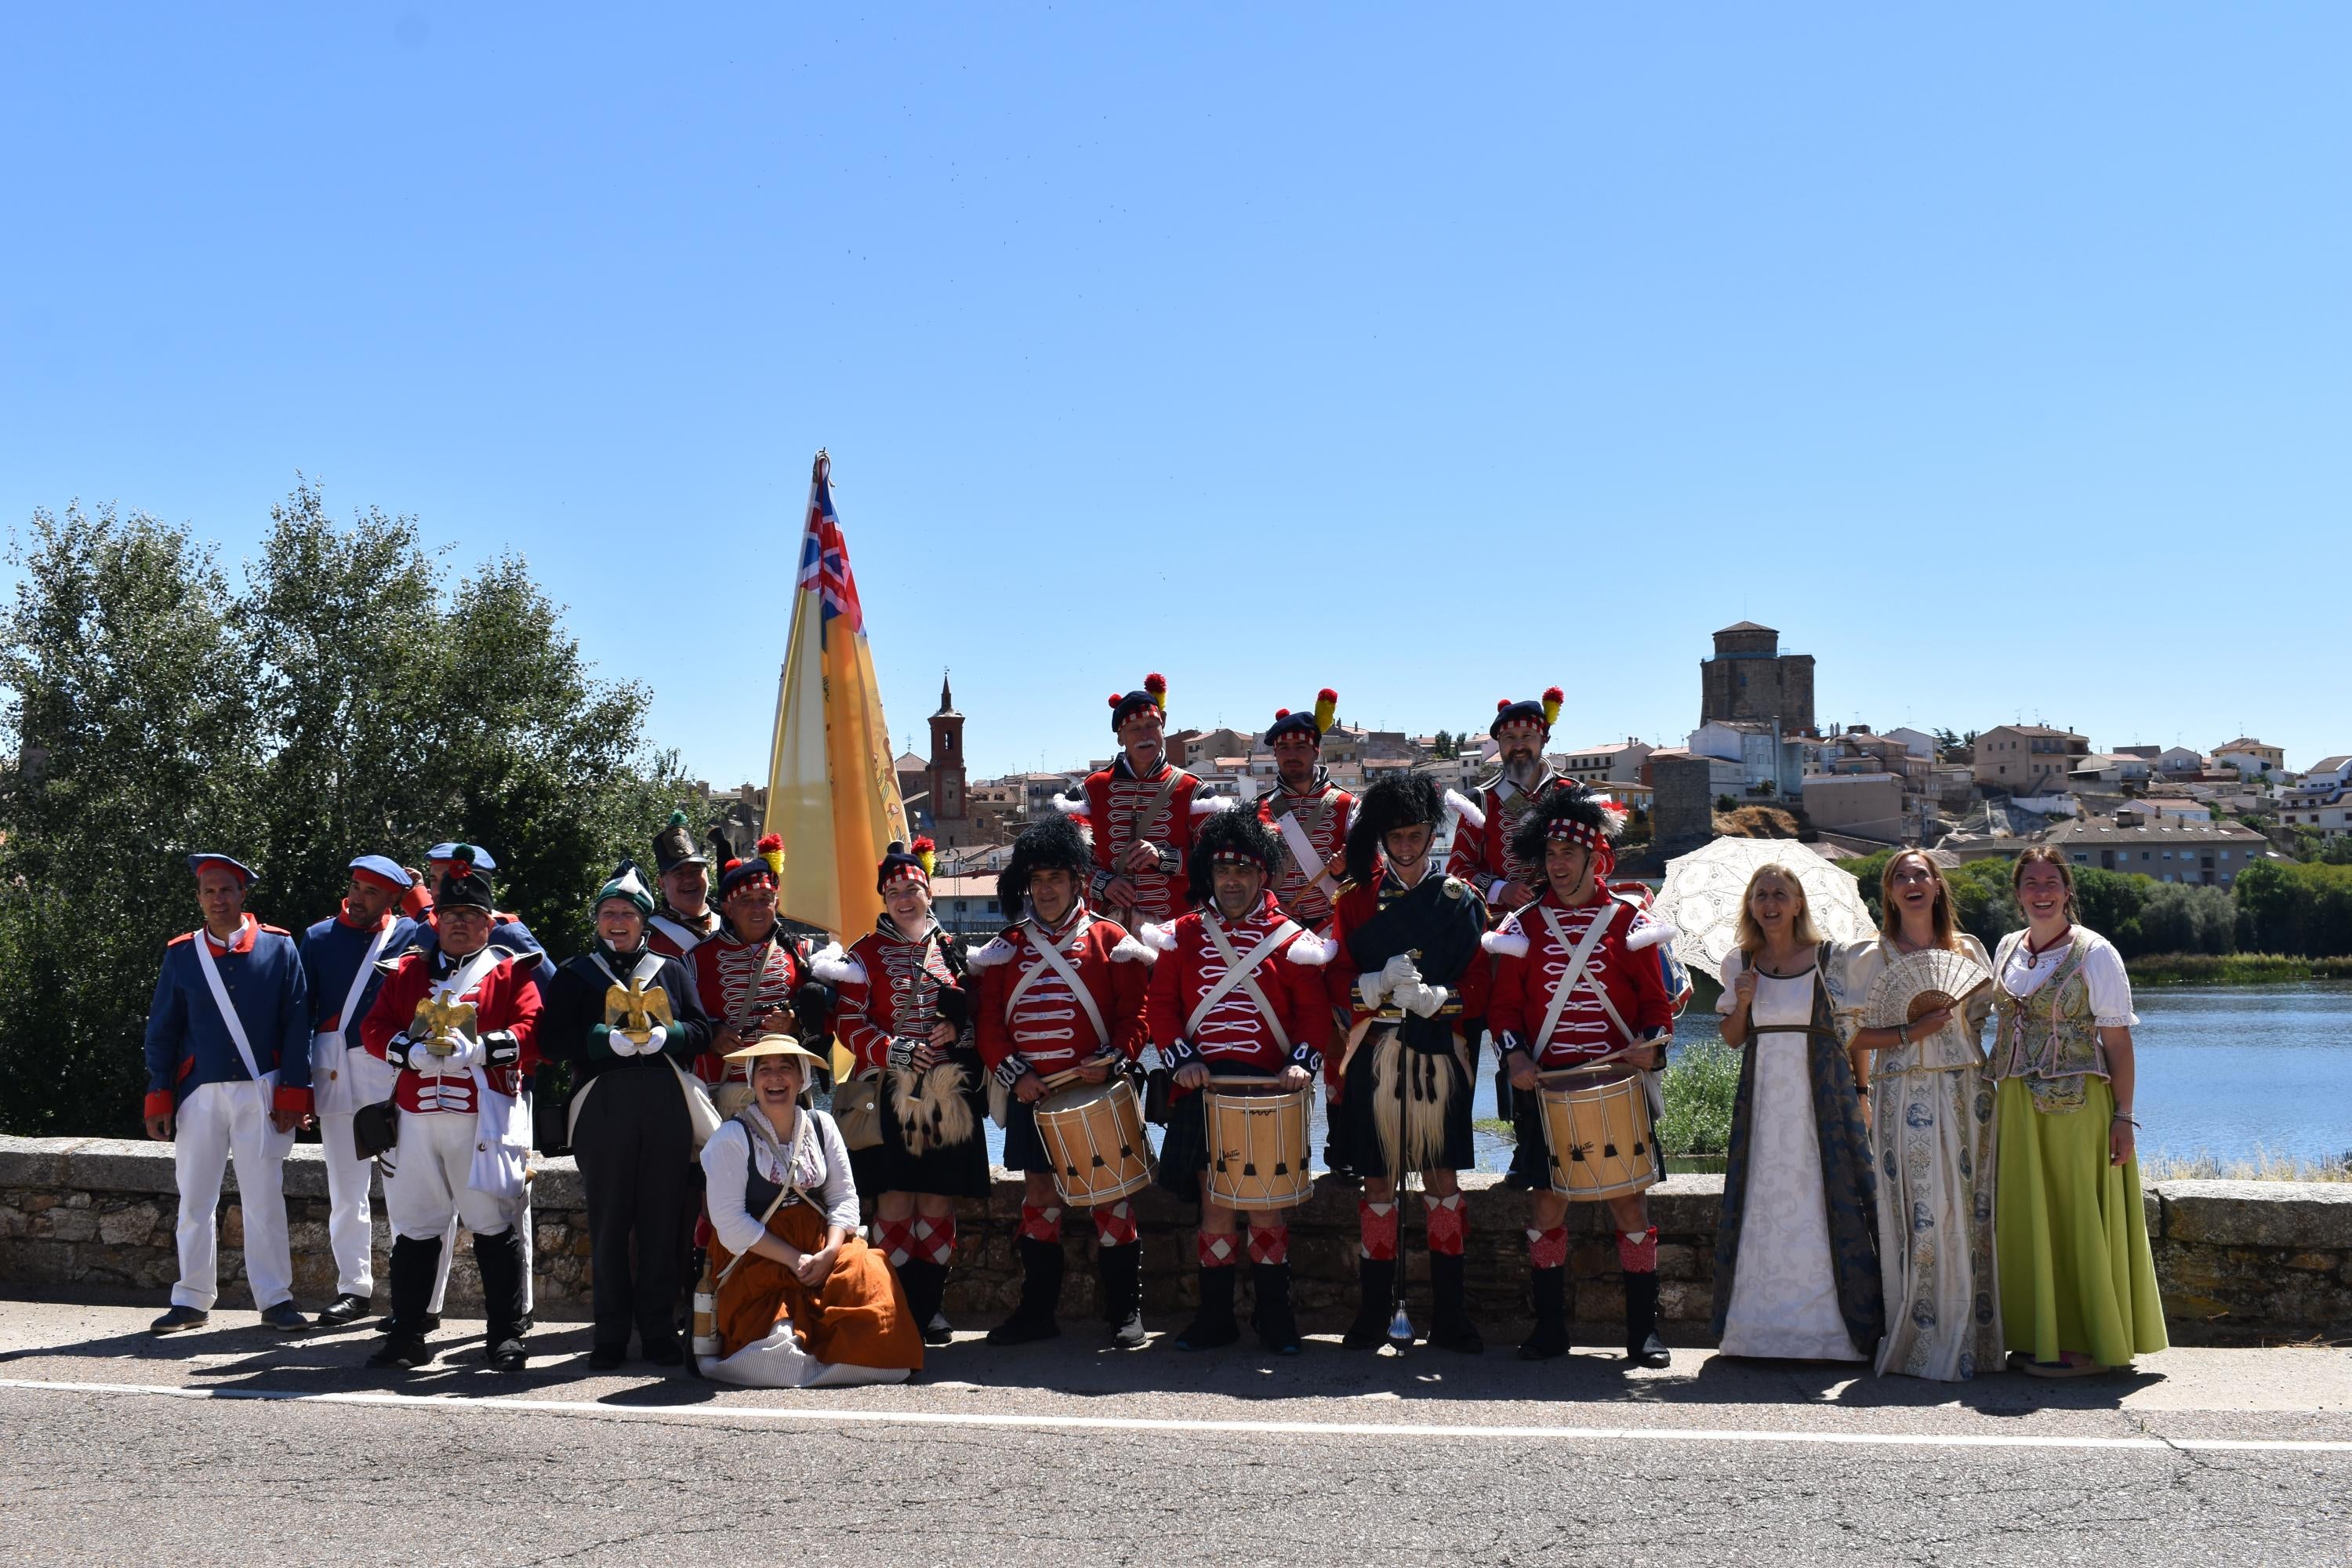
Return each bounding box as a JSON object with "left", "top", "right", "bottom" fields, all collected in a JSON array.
[
  {"left": 1251, "top": 1261, "right": 1301, "bottom": 1356},
  {"left": 476, "top": 1228, "right": 528, "bottom": 1373},
  {"left": 899, "top": 1258, "right": 950, "bottom": 1346},
  {"left": 986, "top": 1236, "right": 1065, "bottom": 1345},
  {"left": 1099, "top": 1243, "right": 1146, "bottom": 1348},
  {"left": 1344, "top": 1257, "right": 1398, "bottom": 1349},
  {"left": 1176, "top": 1263, "right": 1240, "bottom": 1351},
  {"left": 1624, "top": 1272, "right": 1671, "bottom": 1368},
  {"left": 367, "top": 1236, "right": 440, "bottom": 1370},
  {"left": 1519, "top": 1266, "right": 1570, "bottom": 1360},
  {"left": 1428, "top": 1253, "right": 1484, "bottom": 1355}
]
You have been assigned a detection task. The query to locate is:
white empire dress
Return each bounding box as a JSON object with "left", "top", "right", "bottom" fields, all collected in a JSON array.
[{"left": 1716, "top": 957, "right": 1866, "bottom": 1362}]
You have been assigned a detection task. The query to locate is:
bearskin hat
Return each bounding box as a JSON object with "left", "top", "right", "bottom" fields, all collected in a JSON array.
[
  {"left": 1508, "top": 786, "right": 1632, "bottom": 880},
  {"left": 1185, "top": 803, "right": 1283, "bottom": 906},
  {"left": 1344, "top": 772, "right": 1444, "bottom": 887},
  {"left": 998, "top": 813, "right": 1094, "bottom": 917}
]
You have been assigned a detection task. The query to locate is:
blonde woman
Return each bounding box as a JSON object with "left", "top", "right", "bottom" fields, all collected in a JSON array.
[
  {"left": 1988, "top": 849, "right": 2166, "bottom": 1377},
  {"left": 1832, "top": 851, "right": 1998, "bottom": 1380},
  {"left": 1711, "top": 864, "right": 1882, "bottom": 1361}
]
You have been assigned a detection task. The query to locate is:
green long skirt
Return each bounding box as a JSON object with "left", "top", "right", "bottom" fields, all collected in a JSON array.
[{"left": 1994, "top": 1076, "right": 2169, "bottom": 1367}]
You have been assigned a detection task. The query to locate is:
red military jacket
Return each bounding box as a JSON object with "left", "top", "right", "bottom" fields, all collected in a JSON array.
[
  {"left": 1075, "top": 754, "right": 1229, "bottom": 928},
  {"left": 686, "top": 922, "right": 806, "bottom": 1084},
  {"left": 971, "top": 905, "right": 1153, "bottom": 1087},
  {"left": 1483, "top": 886, "right": 1678, "bottom": 1068},
  {"left": 1444, "top": 771, "right": 1573, "bottom": 906},
  {"left": 1142, "top": 891, "right": 1334, "bottom": 1091},
  {"left": 648, "top": 904, "right": 720, "bottom": 960},
  {"left": 1257, "top": 776, "right": 1356, "bottom": 931},
  {"left": 822, "top": 920, "right": 968, "bottom": 1072},
  {"left": 361, "top": 942, "right": 543, "bottom": 1116},
  {"left": 1321, "top": 867, "right": 1494, "bottom": 1032}
]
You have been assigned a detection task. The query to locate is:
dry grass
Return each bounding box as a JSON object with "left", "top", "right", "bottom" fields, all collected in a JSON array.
[
  {"left": 1712, "top": 805, "right": 1802, "bottom": 838},
  {"left": 2142, "top": 1148, "right": 2352, "bottom": 1183}
]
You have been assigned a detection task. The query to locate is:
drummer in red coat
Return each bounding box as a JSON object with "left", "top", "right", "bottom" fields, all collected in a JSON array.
[
  {"left": 1484, "top": 787, "right": 1681, "bottom": 1367},
  {"left": 1142, "top": 809, "right": 1335, "bottom": 1355},
  {"left": 1068, "top": 672, "right": 1234, "bottom": 931},
  {"left": 971, "top": 814, "right": 1157, "bottom": 1348}
]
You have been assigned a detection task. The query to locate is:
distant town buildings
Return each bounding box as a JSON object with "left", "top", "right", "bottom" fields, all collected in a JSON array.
[
  {"left": 1699, "top": 622, "right": 1815, "bottom": 734},
  {"left": 1973, "top": 724, "right": 2091, "bottom": 795}
]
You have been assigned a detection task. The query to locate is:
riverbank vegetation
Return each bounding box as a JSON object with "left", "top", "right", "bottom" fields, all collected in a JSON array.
[
  {"left": 2142, "top": 1149, "right": 2351, "bottom": 1182},
  {"left": 2124, "top": 953, "right": 2352, "bottom": 985}
]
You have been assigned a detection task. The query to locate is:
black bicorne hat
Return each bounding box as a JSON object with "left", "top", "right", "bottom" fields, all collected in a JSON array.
[
  {"left": 1344, "top": 773, "right": 1443, "bottom": 887},
  {"left": 1186, "top": 804, "right": 1282, "bottom": 907},
  {"left": 652, "top": 809, "right": 708, "bottom": 874},
  {"left": 998, "top": 814, "right": 1094, "bottom": 917}
]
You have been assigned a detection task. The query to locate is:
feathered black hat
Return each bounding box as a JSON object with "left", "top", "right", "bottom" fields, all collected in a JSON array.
[
  {"left": 1263, "top": 688, "right": 1339, "bottom": 747},
  {"left": 1344, "top": 773, "right": 1443, "bottom": 886},
  {"left": 1109, "top": 672, "right": 1169, "bottom": 731},
  {"left": 998, "top": 814, "right": 1094, "bottom": 917},
  {"left": 434, "top": 844, "right": 495, "bottom": 913},
  {"left": 1490, "top": 687, "right": 1566, "bottom": 739},
  {"left": 1186, "top": 804, "right": 1282, "bottom": 906},
  {"left": 652, "top": 809, "right": 707, "bottom": 874},
  {"left": 1508, "top": 786, "right": 1632, "bottom": 880}
]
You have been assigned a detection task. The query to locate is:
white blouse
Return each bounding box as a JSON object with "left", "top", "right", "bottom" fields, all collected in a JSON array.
[
  {"left": 1992, "top": 927, "right": 2138, "bottom": 1029},
  {"left": 699, "top": 1105, "right": 862, "bottom": 1255}
]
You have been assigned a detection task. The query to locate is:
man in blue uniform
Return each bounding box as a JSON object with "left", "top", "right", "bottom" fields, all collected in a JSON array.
[
  {"left": 299, "top": 855, "right": 419, "bottom": 1327},
  {"left": 143, "top": 854, "right": 314, "bottom": 1335}
]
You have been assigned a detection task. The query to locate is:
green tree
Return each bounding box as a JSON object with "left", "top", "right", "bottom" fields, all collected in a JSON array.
[{"left": 0, "top": 487, "right": 692, "bottom": 1137}]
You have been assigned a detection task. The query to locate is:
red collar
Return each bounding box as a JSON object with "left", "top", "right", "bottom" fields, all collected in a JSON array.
[
  {"left": 336, "top": 902, "right": 394, "bottom": 932},
  {"left": 201, "top": 915, "right": 260, "bottom": 954}
]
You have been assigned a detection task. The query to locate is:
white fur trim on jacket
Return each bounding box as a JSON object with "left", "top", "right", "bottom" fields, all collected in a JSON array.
[
  {"left": 1443, "top": 789, "right": 1486, "bottom": 832},
  {"left": 1051, "top": 793, "right": 1089, "bottom": 817},
  {"left": 1284, "top": 931, "right": 1338, "bottom": 966},
  {"left": 1110, "top": 934, "right": 1158, "bottom": 965},
  {"left": 1189, "top": 793, "right": 1240, "bottom": 816},
  {"left": 1480, "top": 927, "right": 1530, "bottom": 958},
  {"left": 808, "top": 941, "right": 867, "bottom": 986},
  {"left": 1625, "top": 919, "right": 1679, "bottom": 953},
  {"left": 1137, "top": 921, "right": 1178, "bottom": 953},
  {"left": 966, "top": 935, "right": 1019, "bottom": 970}
]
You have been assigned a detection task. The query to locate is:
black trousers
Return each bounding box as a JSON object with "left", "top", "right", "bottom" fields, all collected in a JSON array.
[{"left": 572, "top": 1069, "right": 695, "bottom": 1348}]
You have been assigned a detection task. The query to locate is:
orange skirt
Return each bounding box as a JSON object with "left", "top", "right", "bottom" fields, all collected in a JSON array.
[{"left": 712, "top": 1200, "right": 922, "bottom": 1372}]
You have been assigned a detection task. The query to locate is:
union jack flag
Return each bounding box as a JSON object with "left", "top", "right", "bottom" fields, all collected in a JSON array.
[{"left": 797, "top": 452, "right": 865, "bottom": 635}]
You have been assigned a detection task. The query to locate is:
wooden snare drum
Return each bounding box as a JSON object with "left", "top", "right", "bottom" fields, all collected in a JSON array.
[
  {"left": 1202, "top": 1076, "right": 1313, "bottom": 1211},
  {"left": 1035, "top": 1074, "right": 1156, "bottom": 1205},
  {"left": 1536, "top": 1067, "right": 1657, "bottom": 1200}
]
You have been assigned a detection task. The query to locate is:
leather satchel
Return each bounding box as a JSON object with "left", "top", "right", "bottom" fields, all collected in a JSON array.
[
  {"left": 833, "top": 1071, "right": 884, "bottom": 1150},
  {"left": 352, "top": 1098, "right": 400, "bottom": 1161}
]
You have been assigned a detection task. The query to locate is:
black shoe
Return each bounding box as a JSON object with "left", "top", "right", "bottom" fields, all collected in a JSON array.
[
  {"left": 1344, "top": 1258, "right": 1398, "bottom": 1350},
  {"left": 1175, "top": 1265, "right": 1240, "bottom": 1352},
  {"left": 1501, "top": 1168, "right": 1532, "bottom": 1192},
  {"left": 1624, "top": 1272, "right": 1672, "bottom": 1368},
  {"left": 382, "top": 1312, "right": 442, "bottom": 1335},
  {"left": 986, "top": 1236, "right": 1065, "bottom": 1345},
  {"left": 1250, "top": 1261, "right": 1301, "bottom": 1356},
  {"left": 487, "top": 1336, "right": 528, "bottom": 1374},
  {"left": 384, "top": 1236, "right": 442, "bottom": 1348},
  {"left": 1519, "top": 1267, "right": 1570, "bottom": 1361},
  {"left": 588, "top": 1343, "right": 628, "bottom": 1370},
  {"left": 473, "top": 1228, "right": 528, "bottom": 1362},
  {"left": 922, "top": 1312, "right": 954, "bottom": 1348},
  {"left": 642, "top": 1335, "right": 684, "bottom": 1368},
  {"left": 1099, "top": 1243, "right": 1146, "bottom": 1349},
  {"left": 1428, "top": 1253, "right": 1483, "bottom": 1356},
  {"left": 368, "top": 1334, "right": 433, "bottom": 1370},
  {"left": 315, "top": 1293, "right": 372, "bottom": 1327},
  {"left": 259, "top": 1301, "right": 310, "bottom": 1333},
  {"left": 149, "top": 1305, "right": 209, "bottom": 1336}
]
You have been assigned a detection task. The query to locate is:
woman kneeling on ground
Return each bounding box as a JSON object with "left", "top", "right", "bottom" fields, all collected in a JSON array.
[{"left": 697, "top": 1035, "right": 923, "bottom": 1387}]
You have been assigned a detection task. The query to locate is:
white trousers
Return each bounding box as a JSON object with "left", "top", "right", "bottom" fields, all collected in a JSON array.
[
  {"left": 315, "top": 1109, "right": 380, "bottom": 1297},
  {"left": 171, "top": 1081, "right": 295, "bottom": 1311},
  {"left": 383, "top": 1111, "right": 521, "bottom": 1241},
  {"left": 699, "top": 1324, "right": 911, "bottom": 1388}
]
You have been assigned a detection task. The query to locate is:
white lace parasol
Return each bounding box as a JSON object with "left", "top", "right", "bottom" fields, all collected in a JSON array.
[{"left": 1653, "top": 836, "right": 1875, "bottom": 981}]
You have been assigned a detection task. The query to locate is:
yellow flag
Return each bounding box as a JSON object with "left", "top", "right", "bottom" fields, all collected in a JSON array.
[{"left": 764, "top": 452, "right": 909, "bottom": 1070}]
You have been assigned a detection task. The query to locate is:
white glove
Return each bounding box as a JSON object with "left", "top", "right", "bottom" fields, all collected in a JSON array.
[
  {"left": 1359, "top": 953, "right": 1422, "bottom": 1008},
  {"left": 1397, "top": 981, "right": 1449, "bottom": 1019},
  {"left": 445, "top": 1029, "right": 485, "bottom": 1071},
  {"left": 637, "top": 1024, "right": 669, "bottom": 1058},
  {"left": 400, "top": 1035, "right": 441, "bottom": 1073}
]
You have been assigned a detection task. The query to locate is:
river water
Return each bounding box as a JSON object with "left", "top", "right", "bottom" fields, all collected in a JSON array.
[{"left": 972, "top": 982, "right": 2352, "bottom": 1177}]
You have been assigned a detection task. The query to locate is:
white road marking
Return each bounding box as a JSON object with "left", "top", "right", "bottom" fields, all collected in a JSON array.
[{"left": 3, "top": 1375, "right": 2349, "bottom": 1454}]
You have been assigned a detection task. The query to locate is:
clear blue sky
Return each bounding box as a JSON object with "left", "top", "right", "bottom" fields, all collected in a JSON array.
[{"left": 5, "top": 5, "right": 2345, "bottom": 783}]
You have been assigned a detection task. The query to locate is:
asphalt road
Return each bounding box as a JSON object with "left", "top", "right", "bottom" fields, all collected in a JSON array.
[{"left": 4, "top": 1294, "right": 2349, "bottom": 1566}]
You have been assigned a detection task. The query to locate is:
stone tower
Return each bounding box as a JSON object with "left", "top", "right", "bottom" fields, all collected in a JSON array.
[
  {"left": 927, "top": 672, "right": 967, "bottom": 826},
  {"left": 1699, "top": 622, "right": 1816, "bottom": 733}
]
